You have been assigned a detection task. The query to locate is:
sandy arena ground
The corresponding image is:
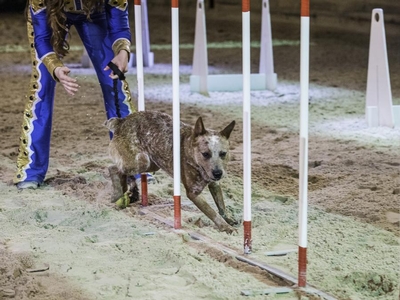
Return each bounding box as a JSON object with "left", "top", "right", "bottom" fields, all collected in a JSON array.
[{"left": 0, "top": 2, "right": 399, "bottom": 300}]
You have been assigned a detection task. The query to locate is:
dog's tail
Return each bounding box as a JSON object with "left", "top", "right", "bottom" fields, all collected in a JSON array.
[{"left": 104, "top": 117, "right": 123, "bottom": 133}]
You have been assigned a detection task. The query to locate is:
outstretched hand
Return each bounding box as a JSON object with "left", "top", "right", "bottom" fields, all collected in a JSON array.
[
  {"left": 54, "top": 66, "right": 79, "bottom": 96},
  {"left": 104, "top": 50, "right": 129, "bottom": 79}
]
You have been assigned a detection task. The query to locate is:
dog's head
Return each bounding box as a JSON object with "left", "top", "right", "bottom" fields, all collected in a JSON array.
[{"left": 191, "top": 117, "right": 235, "bottom": 182}]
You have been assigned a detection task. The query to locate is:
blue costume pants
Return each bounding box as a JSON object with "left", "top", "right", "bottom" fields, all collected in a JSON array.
[{"left": 14, "top": 11, "right": 134, "bottom": 185}]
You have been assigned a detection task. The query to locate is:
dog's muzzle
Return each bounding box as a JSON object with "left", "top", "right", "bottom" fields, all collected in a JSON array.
[{"left": 212, "top": 169, "right": 223, "bottom": 181}]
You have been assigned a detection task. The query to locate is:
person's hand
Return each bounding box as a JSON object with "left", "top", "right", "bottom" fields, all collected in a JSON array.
[
  {"left": 104, "top": 50, "right": 129, "bottom": 79},
  {"left": 54, "top": 66, "right": 79, "bottom": 96}
]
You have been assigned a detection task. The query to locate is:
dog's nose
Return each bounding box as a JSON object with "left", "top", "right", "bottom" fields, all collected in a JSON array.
[{"left": 212, "top": 169, "right": 223, "bottom": 180}]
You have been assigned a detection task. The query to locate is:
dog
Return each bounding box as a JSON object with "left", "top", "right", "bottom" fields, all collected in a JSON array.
[{"left": 105, "top": 110, "right": 238, "bottom": 234}]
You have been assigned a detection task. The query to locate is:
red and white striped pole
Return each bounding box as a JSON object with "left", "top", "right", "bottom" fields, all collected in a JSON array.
[
  {"left": 171, "top": 0, "right": 181, "bottom": 229},
  {"left": 298, "top": 0, "right": 310, "bottom": 288},
  {"left": 242, "top": 0, "right": 252, "bottom": 255},
  {"left": 134, "top": 0, "right": 149, "bottom": 206}
]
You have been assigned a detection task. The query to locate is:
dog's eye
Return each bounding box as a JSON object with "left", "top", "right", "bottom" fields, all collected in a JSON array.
[
  {"left": 219, "top": 151, "right": 227, "bottom": 159},
  {"left": 202, "top": 152, "right": 211, "bottom": 159}
]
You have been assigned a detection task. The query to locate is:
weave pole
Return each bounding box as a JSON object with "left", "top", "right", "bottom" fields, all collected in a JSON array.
[
  {"left": 298, "top": 0, "right": 310, "bottom": 288},
  {"left": 134, "top": 0, "right": 149, "bottom": 206},
  {"left": 242, "top": 0, "right": 252, "bottom": 255},
  {"left": 172, "top": 0, "right": 181, "bottom": 229},
  {"left": 134, "top": 0, "right": 145, "bottom": 111}
]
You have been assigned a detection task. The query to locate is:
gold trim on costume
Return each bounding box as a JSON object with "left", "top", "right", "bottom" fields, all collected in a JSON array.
[
  {"left": 121, "top": 80, "right": 135, "bottom": 114},
  {"left": 41, "top": 53, "right": 64, "bottom": 81},
  {"left": 112, "top": 38, "right": 131, "bottom": 59},
  {"left": 108, "top": 0, "right": 128, "bottom": 11},
  {"left": 63, "top": 1, "right": 86, "bottom": 14},
  {"left": 30, "top": 0, "right": 46, "bottom": 13},
  {"left": 14, "top": 19, "right": 38, "bottom": 183}
]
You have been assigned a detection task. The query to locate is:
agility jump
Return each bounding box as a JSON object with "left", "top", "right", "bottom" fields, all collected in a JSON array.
[{"left": 190, "top": 0, "right": 277, "bottom": 93}]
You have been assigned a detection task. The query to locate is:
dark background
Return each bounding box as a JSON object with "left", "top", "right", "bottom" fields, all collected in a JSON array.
[{"left": 0, "top": 0, "right": 26, "bottom": 12}]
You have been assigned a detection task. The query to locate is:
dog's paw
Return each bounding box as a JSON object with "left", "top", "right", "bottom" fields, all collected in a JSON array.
[
  {"left": 115, "top": 192, "right": 130, "bottom": 209},
  {"left": 128, "top": 185, "right": 140, "bottom": 203},
  {"left": 219, "top": 224, "right": 238, "bottom": 235},
  {"left": 223, "top": 214, "right": 239, "bottom": 227},
  {"left": 221, "top": 207, "right": 240, "bottom": 226}
]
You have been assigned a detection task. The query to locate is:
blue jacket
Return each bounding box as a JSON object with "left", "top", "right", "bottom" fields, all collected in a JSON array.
[{"left": 29, "top": 0, "right": 131, "bottom": 78}]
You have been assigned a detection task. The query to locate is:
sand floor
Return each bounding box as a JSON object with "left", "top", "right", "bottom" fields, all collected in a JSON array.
[{"left": 0, "top": 2, "right": 399, "bottom": 300}]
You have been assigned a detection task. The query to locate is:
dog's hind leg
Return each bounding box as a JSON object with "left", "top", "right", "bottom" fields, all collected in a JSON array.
[
  {"left": 208, "top": 182, "right": 239, "bottom": 226},
  {"left": 108, "top": 165, "right": 128, "bottom": 203},
  {"left": 186, "top": 190, "right": 237, "bottom": 234}
]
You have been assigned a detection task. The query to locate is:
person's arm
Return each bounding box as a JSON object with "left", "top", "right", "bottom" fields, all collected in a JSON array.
[
  {"left": 29, "top": 0, "right": 63, "bottom": 80},
  {"left": 29, "top": 0, "right": 78, "bottom": 95},
  {"left": 104, "top": 0, "right": 132, "bottom": 78}
]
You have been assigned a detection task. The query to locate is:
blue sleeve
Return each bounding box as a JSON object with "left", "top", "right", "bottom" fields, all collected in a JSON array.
[
  {"left": 105, "top": 1, "right": 132, "bottom": 44},
  {"left": 30, "top": 6, "right": 55, "bottom": 60}
]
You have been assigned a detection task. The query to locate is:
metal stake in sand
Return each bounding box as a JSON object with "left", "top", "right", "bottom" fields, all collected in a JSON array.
[
  {"left": 242, "top": 0, "right": 252, "bottom": 255},
  {"left": 172, "top": 0, "right": 181, "bottom": 229},
  {"left": 298, "top": 0, "right": 310, "bottom": 288},
  {"left": 134, "top": 0, "right": 148, "bottom": 206}
]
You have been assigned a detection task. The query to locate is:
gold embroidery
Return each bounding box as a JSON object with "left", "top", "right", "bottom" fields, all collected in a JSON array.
[
  {"left": 121, "top": 80, "right": 135, "bottom": 114},
  {"left": 41, "top": 53, "right": 64, "bottom": 81},
  {"left": 63, "top": 0, "right": 87, "bottom": 14},
  {"left": 30, "top": 0, "right": 45, "bottom": 13},
  {"left": 112, "top": 38, "right": 131, "bottom": 59},
  {"left": 14, "top": 19, "right": 37, "bottom": 183},
  {"left": 64, "top": 1, "right": 75, "bottom": 12},
  {"left": 108, "top": 0, "right": 128, "bottom": 11}
]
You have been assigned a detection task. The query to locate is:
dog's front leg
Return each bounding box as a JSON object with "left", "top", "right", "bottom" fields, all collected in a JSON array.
[
  {"left": 208, "top": 182, "right": 238, "bottom": 226},
  {"left": 186, "top": 191, "right": 237, "bottom": 234},
  {"left": 108, "top": 165, "right": 128, "bottom": 203}
]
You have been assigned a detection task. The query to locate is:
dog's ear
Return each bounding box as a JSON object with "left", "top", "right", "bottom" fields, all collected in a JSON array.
[
  {"left": 194, "top": 117, "right": 207, "bottom": 137},
  {"left": 220, "top": 120, "right": 235, "bottom": 139}
]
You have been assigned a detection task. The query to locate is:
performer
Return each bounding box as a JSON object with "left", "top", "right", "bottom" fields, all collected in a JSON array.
[{"left": 15, "top": 0, "right": 135, "bottom": 189}]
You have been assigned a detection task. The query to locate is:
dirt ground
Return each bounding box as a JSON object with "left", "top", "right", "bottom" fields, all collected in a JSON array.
[{"left": 0, "top": 2, "right": 399, "bottom": 300}]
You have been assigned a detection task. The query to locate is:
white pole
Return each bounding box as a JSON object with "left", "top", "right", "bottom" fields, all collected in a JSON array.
[
  {"left": 141, "top": 0, "right": 154, "bottom": 67},
  {"left": 192, "top": 0, "right": 209, "bottom": 94},
  {"left": 298, "top": 0, "right": 310, "bottom": 288},
  {"left": 259, "top": 0, "right": 273, "bottom": 75},
  {"left": 172, "top": 0, "right": 181, "bottom": 229},
  {"left": 242, "top": 0, "right": 252, "bottom": 255},
  {"left": 134, "top": 1, "right": 145, "bottom": 111},
  {"left": 365, "top": 9, "right": 394, "bottom": 128},
  {"left": 259, "top": 0, "right": 277, "bottom": 91}
]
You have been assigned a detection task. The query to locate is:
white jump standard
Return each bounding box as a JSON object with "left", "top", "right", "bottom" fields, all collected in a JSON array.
[
  {"left": 190, "top": 0, "right": 277, "bottom": 93},
  {"left": 365, "top": 8, "right": 399, "bottom": 128}
]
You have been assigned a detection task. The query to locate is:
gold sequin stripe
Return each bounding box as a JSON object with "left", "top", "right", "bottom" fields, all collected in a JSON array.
[
  {"left": 121, "top": 79, "right": 135, "bottom": 114},
  {"left": 63, "top": 0, "right": 86, "bottom": 14},
  {"left": 30, "top": 0, "right": 45, "bottom": 13},
  {"left": 14, "top": 18, "right": 39, "bottom": 183},
  {"left": 41, "top": 53, "right": 64, "bottom": 81},
  {"left": 112, "top": 38, "right": 131, "bottom": 61},
  {"left": 108, "top": 0, "right": 128, "bottom": 11},
  {"left": 112, "top": 38, "right": 133, "bottom": 114}
]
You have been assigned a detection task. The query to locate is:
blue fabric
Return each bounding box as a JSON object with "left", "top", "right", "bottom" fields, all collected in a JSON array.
[
  {"left": 66, "top": 11, "right": 132, "bottom": 119},
  {"left": 16, "top": 5, "right": 133, "bottom": 184},
  {"left": 20, "top": 60, "right": 56, "bottom": 184},
  {"left": 30, "top": 7, "right": 54, "bottom": 60}
]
